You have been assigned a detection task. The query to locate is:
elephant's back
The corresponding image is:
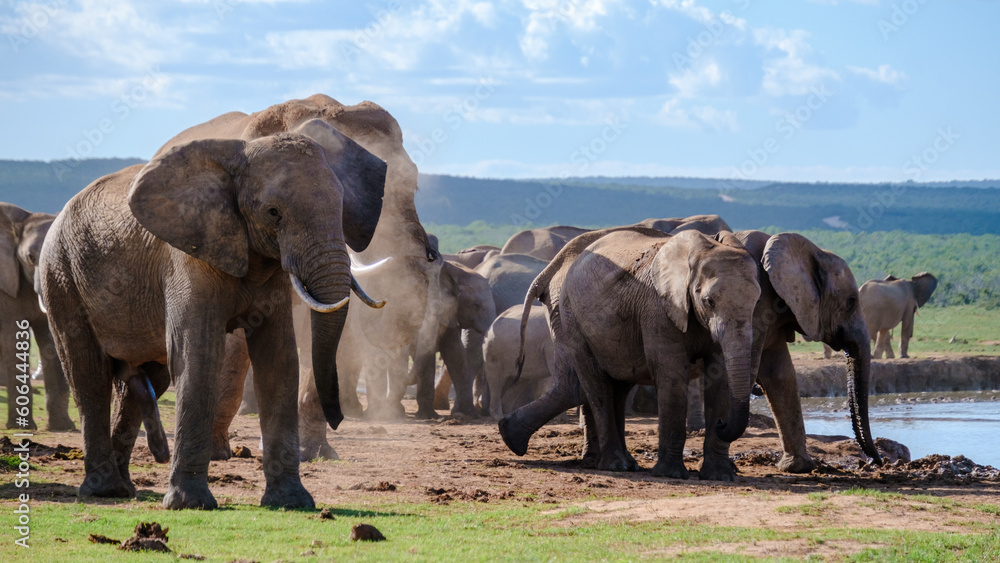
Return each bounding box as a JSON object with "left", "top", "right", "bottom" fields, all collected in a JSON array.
[{"left": 154, "top": 112, "right": 251, "bottom": 156}]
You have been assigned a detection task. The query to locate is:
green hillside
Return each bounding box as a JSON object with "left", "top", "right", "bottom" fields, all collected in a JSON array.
[
  {"left": 416, "top": 175, "right": 1000, "bottom": 235},
  {"left": 0, "top": 158, "right": 145, "bottom": 213}
]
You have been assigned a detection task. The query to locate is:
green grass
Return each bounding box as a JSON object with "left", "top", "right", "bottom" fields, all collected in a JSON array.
[
  {"left": 0, "top": 499, "right": 996, "bottom": 562},
  {"left": 790, "top": 305, "right": 1000, "bottom": 357}
]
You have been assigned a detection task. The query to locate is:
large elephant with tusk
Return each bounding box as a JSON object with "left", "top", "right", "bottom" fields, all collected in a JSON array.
[{"left": 40, "top": 116, "right": 387, "bottom": 510}]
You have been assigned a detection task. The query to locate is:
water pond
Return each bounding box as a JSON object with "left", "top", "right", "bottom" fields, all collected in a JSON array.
[{"left": 753, "top": 390, "right": 1000, "bottom": 468}]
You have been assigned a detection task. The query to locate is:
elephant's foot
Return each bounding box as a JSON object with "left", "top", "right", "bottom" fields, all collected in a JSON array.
[
  {"left": 164, "top": 479, "right": 217, "bottom": 510},
  {"left": 300, "top": 435, "right": 338, "bottom": 462},
  {"left": 340, "top": 396, "right": 365, "bottom": 419},
  {"left": 451, "top": 398, "right": 479, "bottom": 418},
  {"left": 261, "top": 478, "right": 315, "bottom": 509},
  {"left": 317, "top": 441, "right": 339, "bottom": 461},
  {"left": 598, "top": 451, "right": 639, "bottom": 472},
  {"left": 580, "top": 450, "right": 599, "bottom": 469},
  {"left": 46, "top": 416, "right": 77, "bottom": 432},
  {"left": 498, "top": 416, "right": 531, "bottom": 456},
  {"left": 776, "top": 453, "right": 816, "bottom": 474},
  {"left": 414, "top": 407, "right": 440, "bottom": 420},
  {"left": 698, "top": 456, "right": 738, "bottom": 481},
  {"left": 651, "top": 457, "right": 690, "bottom": 479},
  {"left": 211, "top": 434, "right": 232, "bottom": 461},
  {"left": 79, "top": 469, "right": 136, "bottom": 499}
]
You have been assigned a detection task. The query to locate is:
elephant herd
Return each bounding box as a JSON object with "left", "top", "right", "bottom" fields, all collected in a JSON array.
[{"left": 4, "top": 95, "right": 935, "bottom": 511}]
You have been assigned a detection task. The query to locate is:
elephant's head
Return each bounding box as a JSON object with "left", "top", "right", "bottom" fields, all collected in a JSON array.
[
  {"left": 909, "top": 272, "right": 937, "bottom": 308},
  {"left": 760, "top": 232, "right": 882, "bottom": 464},
  {"left": 444, "top": 261, "right": 496, "bottom": 336},
  {"left": 0, "top": 203, "right": 55, "bottom": 300},
  {"left": 128, "top": 119, "right": 387, "bottom": 430},
  {"left": 653, "top": 230, "right": 760, "bottom": 443}
]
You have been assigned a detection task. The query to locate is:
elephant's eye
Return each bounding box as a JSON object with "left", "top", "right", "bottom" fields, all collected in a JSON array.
[
  {"left": 846, "top": 296, "right": 857, "bottom": 312},
  {"left": 27, "top": 254, "right": 35, "bottom": 265},
  {"left": 268, "top": 207, "right": 281, "bottom": 219},
  {"left": 704, "top": 296, "right": 715, "bottom": 309}
]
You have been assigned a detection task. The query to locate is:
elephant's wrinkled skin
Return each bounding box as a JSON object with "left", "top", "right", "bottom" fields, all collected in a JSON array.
[
  {"left": 0, "top": 203, "right": 74, "bottom": 431},
  {"left": 557, "top": 230, "right": 761, "bottom": 478},
  {"left": 40, "top": 121, "right": 385, "bottom": 510}
]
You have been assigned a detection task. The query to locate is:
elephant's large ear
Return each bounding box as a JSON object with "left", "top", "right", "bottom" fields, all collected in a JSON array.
[
  {"left": 0, "top": 203, "right": 29, "bottom": 298},
  {"left": 128, "top": 139, "right": 250, "bottom": 278},
  {"left": 762, "top": 233, "right": 823, "bottom": 341},
  {"left": 294, "top": 119, "right": 386, "bottom": 252},
  {"left": 653, "top": 231, "right": 701, "bottom": 333},
  {"left": 911, "top": 272, "right": 937, "bottom": 307}
]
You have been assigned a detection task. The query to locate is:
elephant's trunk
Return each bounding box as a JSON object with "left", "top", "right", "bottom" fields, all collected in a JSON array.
[
  {"left": 714, "top": 330, "right": 754, "bottom": 443},
  {"left": 294, "top": 253, "right": 351, "bottom": 431},
  {"left": 843, "top": 327, "right": 883, "bottom": 464}
]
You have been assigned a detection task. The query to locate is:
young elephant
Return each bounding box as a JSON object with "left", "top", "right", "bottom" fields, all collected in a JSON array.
[
  {"left": 859, "top": 273, "right": 937, "bottom": 359},
  {"left": 403, "top": 260, "right": 496, "bottom": 418},
  {"left": 0, "top": 203, "right": 74, "bottom": 431},
  {"left": 559, "top": 229, "right": 760, "bottom": 477},
  {"left": 40, "top": 119, "right": 386, "bottom": 510},
  {"left": 484, "top": 304, "right": 555, "bottom": 419}
]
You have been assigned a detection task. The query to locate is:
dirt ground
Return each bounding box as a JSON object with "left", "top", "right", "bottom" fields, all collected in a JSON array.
[{"left": 13, "top": 391, "right": 1000, "bottom": 550}]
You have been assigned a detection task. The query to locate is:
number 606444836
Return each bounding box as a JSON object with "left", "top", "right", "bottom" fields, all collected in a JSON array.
[{"left": 13, "top": 319, "right": 32, "bottom": 424}]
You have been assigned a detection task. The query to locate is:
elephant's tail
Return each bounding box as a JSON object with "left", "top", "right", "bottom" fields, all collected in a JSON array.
[{"left": 514, "top": 279, "right": 543, "bottom": 385}]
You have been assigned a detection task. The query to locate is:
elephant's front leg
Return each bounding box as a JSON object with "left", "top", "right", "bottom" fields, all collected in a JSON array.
[
  {"left": 757, "top": 345, "right": 815, "bottom": 473},
  {"left": 247, "top": 301, "right": 314, "bottom": 509},
  {"left": 650, "top": 355, "right": 690, "bottom": 479},
  {"left": 698, "top": 354, "right": 739, "bottom": 481},
  {"left": 163, "top": 312, "right": 227, "bottom": 510}
]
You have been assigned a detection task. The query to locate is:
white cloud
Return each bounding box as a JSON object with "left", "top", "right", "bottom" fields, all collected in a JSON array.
[
  {"left": 2, "top": 0, "right": 184, "bottom": 71},
  {"left": 669, "top": 60, "right": 723, "bottom": 98},
  {"left": 518, "top": 0, "right": 622, "bottom": 60},
  {"left": 653, "top": 98, "right": 737, "bottom": 132},
  {"left": 848, "top": 64, "right": 907, "bottom": 87},
  {"left": 755, "top": 28, "right": 840, "bottom": 97}
]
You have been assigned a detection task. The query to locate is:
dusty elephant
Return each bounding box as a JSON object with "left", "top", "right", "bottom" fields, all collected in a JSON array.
[
  {"left": 556, "top": 229, "right": 761, "bottom": 478},
  {"left": 484, "top": 304, "right": 554, "bottom": 419},
  {"left": 40, "top": 118, "right": 386, "bottom": 509},
  {"left": 401, "top": 259, "right": 496, "bottom": 419},
  {"left": 0, "top": 203, "right": 74, "bottom": 431},
  {"left": 859, "top": 273, "right": 937, "bottom": 359},
  {"left": 163, "top": 96, "right": 440, "bottom": 459}
]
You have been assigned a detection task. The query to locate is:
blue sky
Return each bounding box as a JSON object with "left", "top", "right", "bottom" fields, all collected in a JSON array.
[{"left": 1, "top": 0, "right": 998, "bottom": 182}]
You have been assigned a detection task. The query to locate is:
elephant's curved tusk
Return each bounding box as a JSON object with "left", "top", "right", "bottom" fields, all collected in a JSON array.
[
  {"left": 349, "top": 253, "right": 392, "bottom": 275},
  {"left": 351, "top": 274, "right": 386, "bottom": 309},
  {"left": 290, "top": 274, "right": 350, "bottom": 313},
  {"left": 38, "top": 294, "right": 47, "bottom": 314}
]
